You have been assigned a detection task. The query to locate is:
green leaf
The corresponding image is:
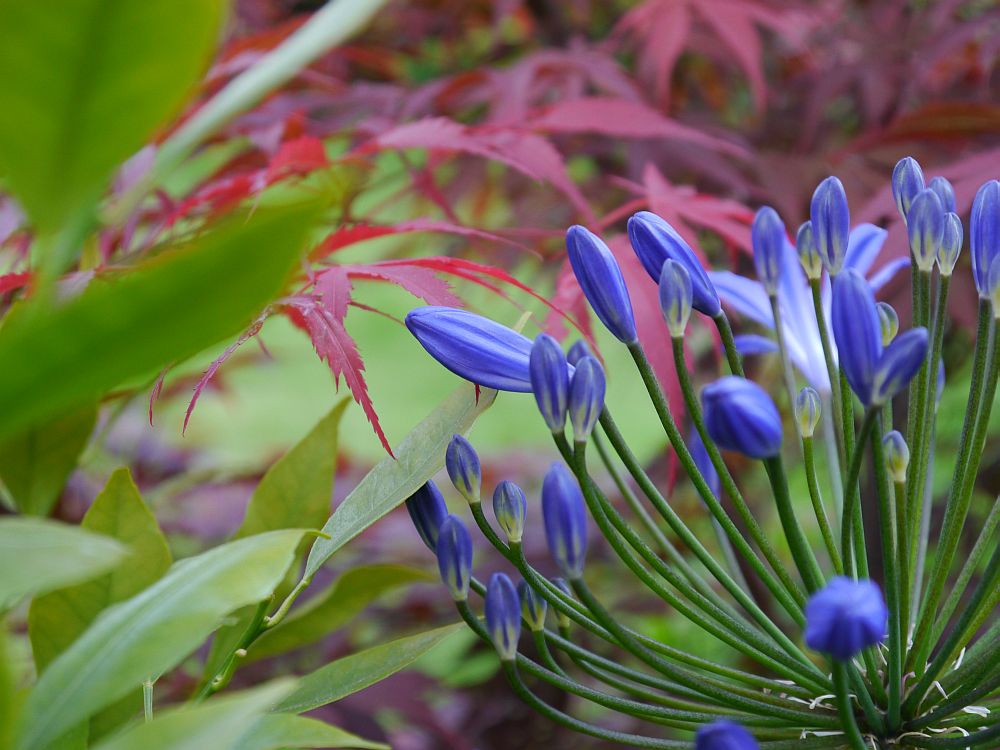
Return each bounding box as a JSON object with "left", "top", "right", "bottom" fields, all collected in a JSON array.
[
  {"left": 0, "top": 623, "right": 19, "bottom": 750},
  {"left": 274, "top": 623, "right": 464, "bottom": 714},
  {"left": 90, "top": 681, "right": 294, "bottom": 750},
  {"left": 302, "top": 385, "right": 496, "bottom": 581},
  {"left": 237, "top": 714, "right": 388, "bottom": 750},
  {"left": 0, "top": 0, "right": 225, "bottom": 228},
  {"left": 0, "top": 202, "right": 321, "bottom": 442},
  {"left": 15, "top": 529, "right": 309, "bottom": 750},
  {"left": 0, "top": 518, "right": 125, "bottom": 610},
  {"left": 29, "top": 468, "right": 172, "bottom": 672},
  {"left": 0, "top": 406, "right": 96, "bottom": 516},
  {"left": 250, "top": 564, "right": 434, "bottom": 661}
]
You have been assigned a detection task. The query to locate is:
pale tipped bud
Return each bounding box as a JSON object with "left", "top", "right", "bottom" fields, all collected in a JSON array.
[
  {"left": 937, "top": 212, "right": 963, "bottom": 276},
  {"left": 658, "top": 259, "right": 693, "bottom": 337},
  {"left": 794, "top": 387, "right": 822, "bottom": 438},
  {"left": 796, "top": 221, "right": 823, "bottom": 280},
  {"left": 876, "top": 302, "right": 899, "bottom": 346},
  {"left": 882, "top": 431, "right": 909, "bottom": 484}
]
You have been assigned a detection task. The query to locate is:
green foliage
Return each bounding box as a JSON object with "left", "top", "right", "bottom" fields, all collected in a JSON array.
[
  {"left": 0, "top": 0, "right": 224, "bottom": 229},
  {"left": 235, "top": 714, "right": 389, "bottom": 750},
  {"left": 28, "top": 468, "right": 171, "bottom": 672},
  {"left": 15, "top": 530, "right": 309, "bottom": 750},
  {"left": 275, "top": 623, "right": 464, "bottom": 714},
  {"left": 0, "top": 518, "right": 125, "bottom": 610}
]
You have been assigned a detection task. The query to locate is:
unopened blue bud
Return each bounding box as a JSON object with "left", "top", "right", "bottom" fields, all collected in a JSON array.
[
  {"left": 805, "top": 576, "right": 887, "bottom": 660},
  {"left": 871, "top": 328, "right": 929, "bottom": 406},
  {"left": 810, "top": 176, "right": 850, "bottom": 275},
  {"left": 658, "top": 259, "right": 693, "bottom": 337},
  {"left": 492, "top": 480, "right": 527, "bottom": 544},
  {"left": 701, "top": 377, "right": 782, "bottom": 459},
  {"left": 794, "top": 387, "right": 822, "bottom": 439},
  {"left": 405, "top": 481, "right": 448, "bottom": 551},
  {"left": 406, "top": 307, "right": 533, "bottom": 391},
  {"left": 831, "top": 269, "right": 882, "bottom": 405},
  {"left": 891, "top": 156, "right": 925, "bottom": 220},
  {"left": 446, "top": 434, "right": 481, "bottom": 504},
  {"left": 908, "top": 188, "right": 945, "bottom": 271},
  {"left": 929, "top": 175, "right": 956, "bottom": 213},
  {"left": 689, "top": 428, "right": 720, "bottom": 498},
  {"left": 751, "top": 206, "right": 786, "bottom": 294},
  {"left": 627, "top": 211, "right": 721, "bottom": 316},
  {"left": 518, "top": 579, "right": 548, "bottom": 631},
  {"left": 485, "top": 572, "right": 521, "bottom": 661},
  {"left": 568, "top": 356, "right": 605, "bottom": 441},
  {"left": 529, "top": 334, "right": 569, "bottom": 432},
  {"left": 882, "top": 430, "right": 909, "bottom": 483},
  {"left": 566, "top": 225, "right": 638, "bottom": 344},
  {"left": 695, "top": 720, "right": 759, "bottom": 750},
  {"left": 567, "top": 339, "right": 593, "bottom": 365},
  {"left": 971, "top": 180, "right": 1000, "bottom": 297},
  {"left": 541, "top": 463, "right": 588, "bottom": 579},
  {"left": 938, "top": 212, "right": 963, "bottom": 276},
  {"left": 877, "top": 302, "right": 899, "bottom": 346},
  {"left": 436, "top": 515, "right": 473, "bottom": 601},
  {"left": 796, "top": 221, "right": 823, "bottom": 280}
]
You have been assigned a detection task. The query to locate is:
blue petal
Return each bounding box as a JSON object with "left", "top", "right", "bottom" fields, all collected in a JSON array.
[
  {"left": 844, "top": 224, "right": 889, "bottom": 276},
  {"left": 867, "top": 257, "right": 910, "bottom": 292},
  {"left": 831, "top": 269, "right": 882, "bottom": 405},
  {"left": 708, "top": 271, "right": 773, "bottom": 327},
  {"left": 734, "top": 333, "right": 778, "bottom": 356}
]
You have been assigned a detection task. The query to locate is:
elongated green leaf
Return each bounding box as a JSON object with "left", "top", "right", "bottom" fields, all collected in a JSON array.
[
  {"left": 0, "top": 623, "right": 18, "bottom": 750},
  {"left": 237, "top": 714, "right": 387, "bottom": 750},
  {"left": 15, "top": 529, "right": 309, "bottom": 750},
  {"left": 0, "top": 203, "right": 321, "bottom": 442},
  {"left": 251, "top": 564, "right": 433, "bottom": 661},
  {"left": 0, "top": 0, "right": 225, "bottom": 228},
  {"left": 0, "top": 518, "right": 125, "bottom": 610},
  {"left": 90, "top": 681, "right": 294, "bottom": 750},
  {"left": 275, "top": 623, "right": 464, "bottom": 714},
  {"left": 29, "top": 468, "right": 172, "bottom": 671},
  {"left": 303, "top": 385, "right": 496, "bottom": 580},
  {"left": 0, "top": 406, "right": 96, "bottom": 516}
]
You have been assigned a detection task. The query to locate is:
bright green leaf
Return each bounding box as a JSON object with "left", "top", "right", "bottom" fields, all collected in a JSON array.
[
  {"left": 0, "top": 518, "right": 125, "bottom": 610},
  {"left": 90, "top": 681, "right": 294, "bottom": 750},
  {"left": 250, "top": 564, "right": 434, "bottom": 661},
  {"left": 0, "top": 0, "right": 225, "bottom": 228},
  {"left": 274, "top": 623, "right": 464, "bottom": 714},
  {"left": 0, "top": 202, "right": 322, "bottom": 442},
  {"left": 29, "top": 468, "right": 172, "bottom": 671},
  {"left": 15, "top": 529, "right": 309, "bottom": 750},
  {"left": 302, "top": 385, "right": 496, "bottom": 580},
  {"left": 0, "top": 406, "right": 96, "bottom": 516},
  {"left": 237, "top": 714, "right": 388, "bottom": 750}
]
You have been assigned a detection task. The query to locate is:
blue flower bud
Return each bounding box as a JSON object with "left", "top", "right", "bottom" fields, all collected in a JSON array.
[
  {"left": 518, "top": 579, "right": 548, "bottom": 631},
  {"left": 567, "top": 339, "right": 593, "bottom": 365},
  {"left": 701, "top": 377, "right": 782, "bottom": 459},
  {"left": 938, "top": 212, "right": 963, "bottom": 276},
  {"left": 568, "top": 355, "right": 605, "bottom": 441},
  {"left": 406, "top": 307, "right": 533, "bottom": 392},
  {"left": 485, "top": 572, "right": 521, "bottom": 661},
  {"left": 492, "top": 480, "right": 527, "bottom": 544},
  {"left": 627, "top": 211, "right": 721, "bottom": 316},
  {"left": 566, "top": 225, "right": 638, "bottom": 344},
  {"left": 831, "top": 269, "right": 882, "bottom": 405},
  {"left": 870, "top": 328, "right": 929, "bottom": 406},
  {"left": 658, "top": 259, "right": 693, "bottom": 337},
  {"left": 436, "top": 515, "right": 473, "bottom": 601},
  {"left": 689, "top": 428, "right": 720, "bottom": 498},
  {"left": 908, "top": 188, "right": 945, "bottom": 271},
  {"left": 805, "top": 576, "right": 888, "bottom": 660},
  {"left": 529, "top": 334, "right": 569, "bottom": 432},
  {"left": 541, "top": 463, "right": 588, "bottom": 579},
  {"left": 882, "top": 430, "right": 909, "bottom": 483},
  {"left": 928, "top": 175, "right": 956, "bottom": 213},
  {"left": 876, "top": 302, "right": 899, "bottom": 346},
  {"left": 751, "top": 206, "right": 786, "bottom": 294},
  {"left": 695, "top": 720, "right": 759, "bottom": 750},
  {"left": 971, "top": 180, "right": 1000, "bottom": 297},
  {"left": 891, "top": 156, "right": 925, "bottom": 220},
  {"left": 796, "top": 221, "right": 823, "bottom": 280},
  {"left": 794, "top": 387, "right": 822, "bottom": 439},
  {"left": 405, "top": 481, "right": 448, "bottom": 552},
  {"left": 810, "top": 176, "right": 850, "bottom": 275},
  {"left": 552, "top": 577, "right": 574, "bottom": 629},
  {"left": 446, "top": 434, "right": 481, "bottom": 505}
]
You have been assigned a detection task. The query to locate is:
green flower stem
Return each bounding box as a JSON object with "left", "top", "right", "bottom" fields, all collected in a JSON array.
[
  {"left": 630, "top": 342, "right": 807, "bottom": 613},
  {"left": 714, "top": 311, "right": 746, "bottom": 376},
  {"left": 143, "top": 679, "right": 154, "bottom": 722},
  {"left": 904, "top": 723, "right": 1000, "bottom": 749},
  {"left": 939, "top": 617, "right": 1000, "bottom": 696},
  {"left": 803, "top": 436, "right": 843, "bottom": 573},
  {"left": 903, "top": 268, "right": 931, "bottom": 515},
  {"left": 894, "top": 479, "right": 910, "bottom": 636},
  {"left": 769, "top": 295, "right": 802, "bottom": 410},
  {"left": 840, "top": 369, "right": 870, "bottom": 580},
  {"left": 909, "top": 669, "right": 1000, "bottom": 731},
  {"left": 832, "top": 660, "right": 871, "bottom": 750},
  {"left": 809, "top": 279, "right": 848, "bottom": 474},
  {"left": 194, "top": 596, "right": 272, "bottom": 701},
  {"left": 531, "top": 629, "right": 564, "bottom": 676},
  {"left": 871, "top": 422, "right": 902, "bottom": 732},
  {"left": 908, "top": 309, "right": 998, "bottom": 674},
  {"left": 762, "top": 456, "right": 825, "bottom": 593},
  {"left": 840, "top": 410, "right": 877, "bottom": 572}
]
